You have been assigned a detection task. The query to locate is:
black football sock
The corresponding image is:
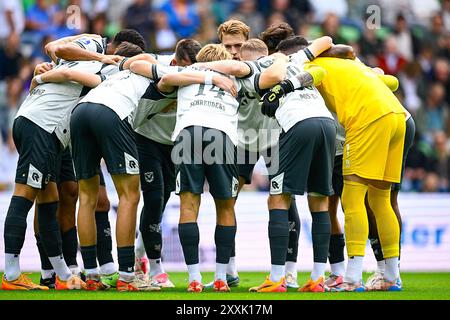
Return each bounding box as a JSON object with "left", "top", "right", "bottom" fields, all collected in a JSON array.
[
  {"left": 95, "top": 211, "right": 114, "bottom": 266},
  {"left": 139, "top": 189, "right": 164, "bottom": 260},
  {"left": 311, "top": 211, "right": 331, "bottom": 263},
  {"left": 62, "top": 227, "right": 78, "bottom": 267},
  {"left": 117, "top": 246, "right": 135, "bottom": 275},
  {"left": 178, "top": 223, "right": 200, "bottom": 265},
  {"left": 268, "top": 209, "right": 289, "bottom": 265},
  {"left": 329, "top": 233, "right": 345, "bottom": 264},
  {"left": 370, "top": 236, "right": 385, "bottom": 262},
  {"left": 4, "top": 196, "right": 33, "bottom": 254},
  {"left": 80, "top": 245, "right": 98, "bottom": 270},
  {"left": 35, "top": 234, "right": 54, "bottom": 272},
  {"left": 37, "top": 202, "right": 63, "bottom": 258},
  {"left": 286, "top": 198, "right": 300, "bottom": 262},
  {"left": 214, "top": 225, "right": 237, "bottom": 264}
]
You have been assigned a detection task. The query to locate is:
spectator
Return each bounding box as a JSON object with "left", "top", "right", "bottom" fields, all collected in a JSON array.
[
  {"left": 148, "top": 11, "right": 178, "bottom": 53},
  {"left": 432, "top": 58, "right": 450, "bottom": 106},
  {"left": 377, "top": 35, "right": 408, "bottom": 75},
  {"left": 399, "top": 62, "right": 427, "bottom": 115},
  {"left": 230, "top": 0, "right": 265, "bottom": 37},
  {"left": 428, "top": 13, "right": 446, "bottom": 52},
  {"left": 0, "top": 0, "right": 25, "bottom": 44},
  {"left": 418, "top": 45, "right": 435, "bottom": 80},
  {"left": 444, "top": 0, "right": 450, "bottom": 32},
  {"left": 319, "top": 12, "right": 348, "bottom": 45},
  {"left": 160, "top": 0, "right": 201, "bottom": 38},
  {"left": 409, "top": 0, "right": 441, "bottom": 29},
  {"left": 358, "top": 25, "right": 383, "bottom": 66},
  {"left": 428, "top": 131, "right": 450, "bottom": 192},
  {"left": 269, "top": 0, "right": 302, "bottom": 32},
  {"left": 25, "top": 0, "right": 60, "bottom": 43},
  {"left": 415, "top": 82, "right": 448, "bottom": 138},
  {"left": 310, "top": 0, "right": 348, "bottom": 23},
  {"left": 90, "top": 12, "right": 109, "bottom": 36},
  {"left": 124, "top": 0, "right": 154, "bottom": 42},
  {"left": 377, "top": 0, "right": 413, "bottom": 27},
  {"left": 392, "top": 14, "right": 421, "bottom": 62},
  {"left": 195, "top": 0, "right": 221, "bottom": 44}
]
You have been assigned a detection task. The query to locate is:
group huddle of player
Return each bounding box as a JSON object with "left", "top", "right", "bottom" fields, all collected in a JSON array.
[{"left": 1, "top": 19, "right": 414, "bottom": 293}]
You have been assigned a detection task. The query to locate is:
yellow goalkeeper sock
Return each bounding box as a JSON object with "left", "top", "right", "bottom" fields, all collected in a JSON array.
[
  {"left": 367, "top": 185, "right": 400, "bottom": 259},
  {"left": 341, "top": 180, "right": 369, "bottom": 258}
]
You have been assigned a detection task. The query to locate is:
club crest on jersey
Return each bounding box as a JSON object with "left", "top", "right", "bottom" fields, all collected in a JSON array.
[
  {"left": 144, "top": 171, "right": 154, "bottom": 183},
  {"left": 27, "top": 164, "right": 43, "bottom": 189},
  {"left": 270, "top": 173, "right": 284, "bottom": 195},
  {"left": 124, "top": 153, "right": 139, "bottom": 174}
]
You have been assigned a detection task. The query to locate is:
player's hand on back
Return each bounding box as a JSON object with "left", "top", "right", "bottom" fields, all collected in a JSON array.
[
  {"left": 34, "top": 62, "right": 54, "bottom": 76},
  {"left": 260, "top": 80, "right": 293, "bottom": 118},
  {"left": 213, "top": 75, "right": 238, "bottom": 98},
  {"left": 101, "top": 55, "right": 124, "bottom": 65}
]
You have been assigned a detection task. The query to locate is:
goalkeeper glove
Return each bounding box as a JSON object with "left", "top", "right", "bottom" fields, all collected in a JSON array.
[{"left": 260, "top": 80, "right": 294, "bottom": 117}]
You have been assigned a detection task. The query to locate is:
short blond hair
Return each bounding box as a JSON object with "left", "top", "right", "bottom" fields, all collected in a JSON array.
[
  {"left": 196, "top": 44, "right": 232, "bottom": 62},
  {"left": 241, "top": 38, "right": 269, "bottom": 56},
  {"left": 217, "top": 20, "right": 250, "bottom": 42}
]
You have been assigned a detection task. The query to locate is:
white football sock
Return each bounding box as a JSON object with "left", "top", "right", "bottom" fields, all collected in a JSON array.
[
  {"left": 215, "top": 263, "right": 227, "bottom": 281},
  {"left": 41, "top": 269, "right": 55, "bottom": 280},
  {"left": 68, "top": 265, "right": 81, "bottom": 276},
  {"left": 344, "top": 256, "right": 364, "bottom": 283},
  {"left": 187, "top": 264, "right": 202, "bottom": 283},
  {"left": 5, "top": 254, "right": 20, "bottom": 281},
  {"left": 270, "top": 265, "right": 285, "bottom": 282},
  {"left": 226, "top": 257, "right": 238, "bottom": 277},
  {"left": 311, "top": 262, "right": 327, "bottom": 281},
  {"left": 377, "top": 260, "right": 386, "bottom": 274},
  {"left": 100, "top": 262, "right": 116, "bottom": 276},
  {"left": 384, "top": 257, "right": 399, "bottom": 282},
  {"left": 330, "top": 261, "right": 346, "bottom": 277},
  {"left": 119, "top": 271, "right": 134, "bottom": 282},
  {"left": 49, "top": 255, "right": 72, "bottom": 281},
  {"left": 285, "top": 261, "right": 297, "bottom": 275},
  {"left": 149, "top": 259, "right": 164, "bottom": 277},
  {"left": 135, "top": 232, "right": 146, "bottom": 259},
  {"left": 85, "top": 268, "right": 99, "bottom": 277}
]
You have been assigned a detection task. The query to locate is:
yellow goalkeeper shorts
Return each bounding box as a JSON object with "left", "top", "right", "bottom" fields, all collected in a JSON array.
[{"left": 342, "top": 112, "right": 406, "bottom": 183}]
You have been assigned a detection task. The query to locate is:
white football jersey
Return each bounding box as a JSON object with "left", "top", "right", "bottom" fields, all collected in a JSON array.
[
  {"left": 80, "top": 69, "right": 153, "bottom": 121},
  {"left": 172, "top": 67, "right": 242, "bottom": 145},
  {"left": 16, "top": 61, "right": 116, "bottom": 142},
  {"left": 73, "top": 36, "right": 107, "bottom": 55},
  {"left": 238, "top": 58, "right": 283, "bottom": 152},
  {"left": 274, "top": 57, "right": 333, "bottom": 132}
]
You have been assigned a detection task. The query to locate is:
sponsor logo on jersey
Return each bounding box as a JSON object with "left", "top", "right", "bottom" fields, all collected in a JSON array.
[
  {"left": 232, "top": 177, "right": 239, "bottom": 198},
  {"left": 176, "top": 172, "right": 181, "bottom": 194},
  {"left": 270, "top": 173, "right": 284, "bottom": 195},
  {"left": 124, "top": 153, "right": 139, "bottom": 174},
  {"left": 27, "top": 164, "right": 43, "bottom": 189}
]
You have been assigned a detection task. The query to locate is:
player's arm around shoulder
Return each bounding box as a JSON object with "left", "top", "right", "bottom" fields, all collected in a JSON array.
[
  {"left": 158, "top": 70, "right": 238, "bottom": 97},
  {"left": 258, "top": 52, "right": 289, "bottom": 90},
  {"left": 194, "top": 60, "right": 252, "bottom": 79},
  {"left": 119, "top": 53, "right": 159, "bottom": 72},
  {"left": 30, "top": 67, "right": 105, "bottom": 91}
]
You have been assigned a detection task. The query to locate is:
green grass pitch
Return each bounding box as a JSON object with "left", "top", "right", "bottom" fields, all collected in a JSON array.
[{"left": 0, "top": 272, "right": 449, "bottom": 300}]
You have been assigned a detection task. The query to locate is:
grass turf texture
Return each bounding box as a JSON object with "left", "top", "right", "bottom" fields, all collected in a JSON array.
[{"left": 0, "top": 272, "right": 448, "bottom": 300}]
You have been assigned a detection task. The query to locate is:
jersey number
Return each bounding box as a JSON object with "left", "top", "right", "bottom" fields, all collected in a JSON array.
[{"left": 196, "top": 84, "right": 226, "bottom": 100}]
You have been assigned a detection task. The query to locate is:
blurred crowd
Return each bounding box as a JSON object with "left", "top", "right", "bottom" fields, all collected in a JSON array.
[{"left": 0, "top": 0, "right": 450, "bottom": 193}]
